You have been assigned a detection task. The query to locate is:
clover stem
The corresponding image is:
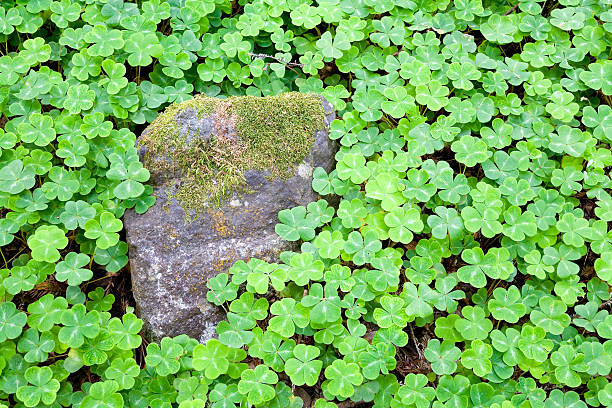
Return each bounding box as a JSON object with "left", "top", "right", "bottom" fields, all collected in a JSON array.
[
  {"left": 381, "top": 115, "right": 393, "bottom": 128},
  {"left": 6, "top": 247, "right": 25, "bottom": 265},
  {"left": 408, "top": 322, "right": 422, "bottom": 358},
  {"left": 487, "top": 279, "right": 502, "bottom": 300},
  {"left": 207, "top": 284, "right": 229, "bottom": 313},
  {"left": 84, "top": 272, "right": 116, "bottom": 287},
  {"left": 0, "top": 247, "right": 6, "bottom": 269},
  {"left": 88, "top": 247, "right": 97, "bottom": 270}
]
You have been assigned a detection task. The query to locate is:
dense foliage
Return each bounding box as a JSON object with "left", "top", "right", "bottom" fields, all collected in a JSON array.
[{"left": 0, "top": 0, "right": 611, "bottom": 407}]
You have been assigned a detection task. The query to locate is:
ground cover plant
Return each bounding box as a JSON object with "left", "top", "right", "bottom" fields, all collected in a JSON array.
[{"left": 0, "top": 0, "right": 611, "bottom": 407}]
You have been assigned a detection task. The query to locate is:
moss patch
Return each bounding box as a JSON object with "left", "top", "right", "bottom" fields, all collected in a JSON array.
[{"left": 139, "top": 92, "right": 325, "bottom": 219}]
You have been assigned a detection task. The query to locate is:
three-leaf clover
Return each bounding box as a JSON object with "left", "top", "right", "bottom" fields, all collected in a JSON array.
[
  {"left": 55, "top": 252, "right": 92, "bottom": 286},
  {"left": 530, "top": 296, "right": 570, "bottom": 335},
  {"left": 193, "top": 339, "right": 229, "bottom": 379},
  {"left": 424, "top": 339, "right": 461, "bottom": 375},
  {"left": 58, "top": 304, "right": 99, "bottom": 348},
  {"left": 0, "top": 301, "right": 27, "bottom": 342},
  {"left": 16, "top": 366, "right": 60, "bottom": 407},
  {"left": 27, "top": 225, "right": 68, "bottom": 263},
  {"left": 84, "top": 212, "right": 123, "bottom": 249},
  {"left": 269, "top": 298, "right": 309, "bottom": 338},
  {"left": 238, "top": 365, "right": 278, "bottom": 406},
  {"left": 324, "top": 359, "right": 363, "bottom": 398},
  {"left": 275, "top": 206, "right": 315, "bottom": 241},
  {"left": 488, "top": 286, "right": 527, "bottom": 323},
  {"left": 285, "top": 344, "right": 322, "bottom": 386},
  {"left": 461, "top": 339, "right": 492, "bottom": 377},
  {"left": 550, "top": 345, "right": 588, "bottom": 388},
  {"left": 145, "top": 337, "right": 184, "bottom": 376},
  {"left": 81, "top": 380, "right": 124, "bottom": 408},
  {"left": 0, "top": 160, "right": 36, "bottom": 194}
]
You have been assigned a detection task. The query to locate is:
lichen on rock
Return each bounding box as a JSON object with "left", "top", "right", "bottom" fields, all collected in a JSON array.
[{"left": 139, "top": 92, "right": 326, "bottom": 216}]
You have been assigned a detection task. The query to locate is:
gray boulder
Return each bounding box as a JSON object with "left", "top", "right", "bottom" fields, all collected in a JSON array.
[{"left": 124, "top": 93, "right": 336, "bottom": 342}]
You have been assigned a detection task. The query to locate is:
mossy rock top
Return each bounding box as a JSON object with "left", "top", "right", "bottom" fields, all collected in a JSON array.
[{"left": 139, "top": 92, "right": 327, "bottom": 216}]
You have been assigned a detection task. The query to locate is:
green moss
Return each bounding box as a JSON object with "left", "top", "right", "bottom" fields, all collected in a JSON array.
[{"left": 139, "top": 92, "right": 325, "bottom": 219}]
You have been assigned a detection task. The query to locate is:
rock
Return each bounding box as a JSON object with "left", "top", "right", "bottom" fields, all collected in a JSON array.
[{"left": 124, "top": 93, "right": 336, "bottom": 342}]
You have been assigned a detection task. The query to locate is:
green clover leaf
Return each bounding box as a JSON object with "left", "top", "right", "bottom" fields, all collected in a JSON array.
[
  {"left": 17, "top": 328, "right": 55, "bottom": 363},
  {"left": 384, "top": 205, "right": 423, "bottom": 244},
  {"left": 424, "top": 339, "right": 461, "bottom": 375},
  {"left": 27, "top": 293, "right": 67, "bottom": 332},
  {"left": 316, "top": 31, "right": 350, "bottom": 59},
  {"left": 0, "top": 160, "right": 36, "bottom": 194},
  {"left": 124, "top": 32, "right": 163, "bottom": 66},
  {"left": 275, "top": 206, "right": 315, "bottom": 241},
  {"left": 104, "top": 357, "right": 140, "bottom": 390},
  {"left": 343, "top": 230, "right": 382, "bottom": 266},
  {"left": 550, "top": 344, "right": 588, "bottom": 388},
  {"left": 427, "top": 206, "right": 464, "bottom": 240},
  {"left": 0, "top": 7, "right": 22, "bottom": 35},
  {"left": 545, "top": 89, "right": 579, "bottom": 122},
  {"left": 238, "top": 365, "right": 278, "bottom": 406},
  {"left": 461, "top": 339, "right": 492, "bottom": 377},
  {"left": 455, "top": 306, "right": 492, "bottom": 341},
  {"left": 145, "top": 337, "right": 184, "bottom": 376},
  {"left": 530, "top": 296, "right": 570, "bottom": 335},
  {"left": 81, "top": 380, "right": 124, "bottom": 408},
  {"left": 269, "top": 297, "right": 309, "bottom": 338},
  {"left": 107, "top": 161, "right": 150, "bottom": 199},
  {"left": 16, "top": 366, "right": 60, "bottom": 407},
  {"left": 63, "top": 84, "right": 95, "bottom": 114},
  {"left": 0, "top": 301, "right": 27, "bottom": 342},
  {"left": 285, "top": 344, "right": 322, "bottom": 386},
  {"left": 192, "top": 339, "right": 229, "bottom": 379},
  {"left": 27, "top": 225, "right": 68, "bottom": 263},
  {"left": 58, "top": 304, "right": 99, "bottom": 348},
  {"left": 487, "top": 286, "right": 527, "bottom": 323},
  {"left": 451, "top": 134, "right": 491, "bottom": 167},
  {"left": 84, "top": 212, "right": 123, "bottom": 249},
  {"left": 324, "top": 359, "right": 363, "bottom": 399},
  {"left": 397, "top": 373, "right": 436, "bottom": 408},
  {"left": 18, "top": 113, "right": 56, "bottom": 146},
  {"left": 84, "top": 24, "right": 125, "bottom": 57},
  {"left": 55, "top": 252, "right": 92, "bottom": 286}
]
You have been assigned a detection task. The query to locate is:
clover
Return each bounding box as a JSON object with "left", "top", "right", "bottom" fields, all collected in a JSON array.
[
  {"left": 461, "top": 339, "right": 492, "bottom": 377},
  {"left": 488, "top": 286, "right": 527, "bottom": 324},
  {"left": 16, "top": 366, "right": 60, "bottom": 407},
  {"left": 397, "top": 373, "right": 436, "bottom": 408},
  {"left": 284, "top": 344, "right": 322, "bottom": 386},
  {"left": 323, "top": 359, "right": 363, "bottom": 399},
  {"left": 84, "top": 211, "right": 123, "bottom": 249},
  {"left": 238, "top": 365, "right": 278, "bottom": 406},
  {"left": 424, "top": 339, "right": 460, "bottom": 375}
]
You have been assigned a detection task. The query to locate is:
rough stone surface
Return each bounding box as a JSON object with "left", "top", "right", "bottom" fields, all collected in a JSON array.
[{"left": 124, "top": 94, "right": 336, "bottom": 342}]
